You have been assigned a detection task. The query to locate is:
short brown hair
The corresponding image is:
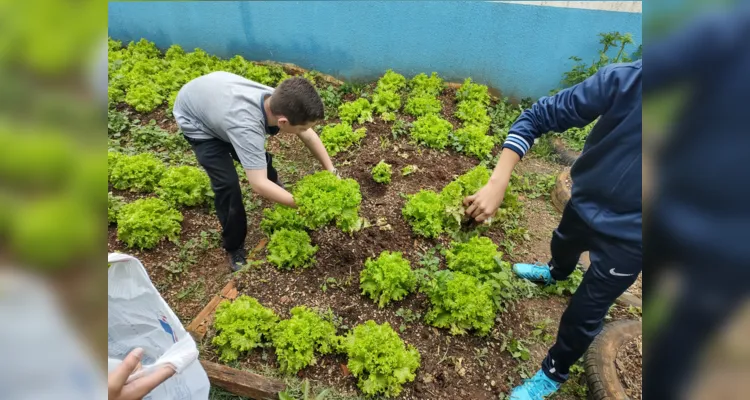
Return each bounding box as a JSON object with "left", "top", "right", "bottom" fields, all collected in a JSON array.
[{"left": 269, "top": 77, "right": 324, "bottom": 125}]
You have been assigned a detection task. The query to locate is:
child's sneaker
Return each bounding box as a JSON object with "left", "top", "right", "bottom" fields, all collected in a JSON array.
[
  {"left": 513, "top": 263, "right": 555, "bottom": 285},
  {"left": 509, "top": 370, "right": 561, "bottom": 400}
]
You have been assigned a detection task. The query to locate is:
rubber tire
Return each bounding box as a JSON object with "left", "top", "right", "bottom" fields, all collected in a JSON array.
[
  {"left": 552, "top": 137, "right": 581, "bottom": 166},
  {"left": 551, "top": 168, "right": 572, "bottom": 213},
  {"left": 585, "top": 320, "right": 642, "bottom": 400}
]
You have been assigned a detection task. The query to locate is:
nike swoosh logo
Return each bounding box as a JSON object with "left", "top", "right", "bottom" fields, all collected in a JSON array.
[{"left": 610, "top": 268, "right": 634, "bottom": 277}]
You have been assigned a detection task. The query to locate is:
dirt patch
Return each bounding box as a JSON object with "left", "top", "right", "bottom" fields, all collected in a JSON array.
[
  {"left": 110, "top": 79, "right": 641, "bottom": 399},
  {"left": 108, "top": 188, "right": 268, "bottom": 323},
  {"left": 616, "top": 335, "right": 642, "bottom": 400}
]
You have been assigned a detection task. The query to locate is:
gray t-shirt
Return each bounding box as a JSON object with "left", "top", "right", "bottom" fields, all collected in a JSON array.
[{"left": 173, "top": 71, "right": 275, "bottom": 170}]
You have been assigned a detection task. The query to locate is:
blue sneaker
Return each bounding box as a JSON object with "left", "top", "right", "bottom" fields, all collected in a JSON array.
[
  {"left": 513, "top": 263, "right": 555, "bottom": 285},
  {"left": 510, "top": 370, "right": 562, "bottom": 400}
]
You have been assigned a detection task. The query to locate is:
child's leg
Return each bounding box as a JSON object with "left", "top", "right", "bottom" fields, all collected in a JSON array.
[
  {"left": 549, "top": 204, "right": 594, "bottom": 281},
  {"left": 542, "top": 233, "right": 642, "bottom": 383},
  {"left": 189, "top": 138, "right": 247, "bottom": 252}
]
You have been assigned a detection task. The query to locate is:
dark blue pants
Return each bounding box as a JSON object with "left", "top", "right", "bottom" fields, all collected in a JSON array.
[{"left": 541, "top": 204, "right": 642, "bottom": 383}]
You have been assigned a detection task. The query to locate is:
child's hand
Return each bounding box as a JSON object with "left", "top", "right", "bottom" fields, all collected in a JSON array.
[
  {"left": 463, "top": 182, "right": 506, "bottom": 222},
  {"left": 108, "top": 348, "right": 175, "bottom": 400},
  {"left": 330, "top": 167, "right": 341, "bottom": 178}
]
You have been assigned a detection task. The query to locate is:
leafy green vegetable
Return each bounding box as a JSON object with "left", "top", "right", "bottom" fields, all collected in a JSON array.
[
  {"left": 403, "top": 94, "right": 442, "bottom": 117},
  {"left": 108, "top": 151, "right": 123, "bottom": 179},
  {"left": 409, "top": 72, "right": 444, "bottom": 96},
  {"left": 293, "top": 171, "right": 363, "bottom": 232},
  {"left": 489, "top": 97, "right": 525, "bottom": 141},
  {"left": 446, "top": 236, "right": 503, "bottom": 281},
  {"left": 561, "top": 32, "right": 638, "bottom": 88},
  {"left": 440, "top": 165, "right": 491, "bottom": 231},
  {"left": 391, "top": 119, "right": 411, "bottom": 139},
  {"left": 402, "top": 190, "right": 444, "bottom": 238},
  {"left": 108, "top": 109, "right": 130, "bottom": 137},
  {"left": 319, "top": 123, "right": 367, "bottom": 156},
  {"left": 125, "top": 81, "right": 165, "bottom": 113},
  {"left": 117, "top": 198, "right": 183, "bottom": 249},
  {"left": 556, "top": 122, "right": 595, "bottom": 152},
  {"left": 451, "top": 124, "right": 495, "bottom": 159},
  {"left": 130, "top": 120, "right": 191, "bottom": 155},
  {"left": 156, "top": 166, "right": 213, "bottom": 207},
  {"left": 338, "top": 98, "right": 373, "bottom": 125},
  {"left": 108, "top": 192, "right": 125, "bottom": 224},
  {"left": 372, "top": 90, "right": 401, "bottom": 115},
  {"left": 267, "top": 229, "right": 318, "bottom": 270},
  {"left": 272, "top": 306, "right": 341, "bottom": 374},
  {"left": 456, "top": 78, "right": 490, "bottom": 105},
  {"left": 261, "top": 205, "right": 306, "bottom": 236},
  {"left": 401, "top": 165, "right": 418, "bottom": 176},
  {"left": 543, "top": 268, "right": 584, "bottom": 296},
  {"left": 343, "top": 320, "right": 421, "bottom": 397},
  {"left": 409, "top": 114, "right": 453, "bottom": 149},
  {"left": 360, "top": 251, "right": 417, "bottom": 308},
  {"left": 110, "top": 153, "right": 166, "bottom": 193},
  {"left": 487, "top": 261, "right": 536, "bottom": 314},
  {"left": 371, "top": 160, "right": 392, "bottom": 184},
  {"left": 212, "top": 295, "right": 279, "bottom": 362},
  {"left": 455, "top": 100, "right": 491, "bottom": 128},
  {"left": 377, "top": 69, "right": 407, "bottom": 93},
  {"left": 108, "top": 38, "right": 291, "bottom": 115},
  {"left": 421, "top": 270, "right": 496, "bottom": 336}
]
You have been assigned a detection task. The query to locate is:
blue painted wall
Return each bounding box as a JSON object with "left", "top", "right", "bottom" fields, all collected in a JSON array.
[{"left": 108, "top": 1, "right": 642, "bottom": 99}]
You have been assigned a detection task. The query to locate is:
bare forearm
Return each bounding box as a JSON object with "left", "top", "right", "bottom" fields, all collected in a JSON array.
[
  {"left": 252, "top": 179, "right": 296, "bottom": 208},
  {"left": 299, "top": 129, "right": 335, "bottom": 171},
  {"left": 488, "top": 148, "right": 521, "bottom": 190}
]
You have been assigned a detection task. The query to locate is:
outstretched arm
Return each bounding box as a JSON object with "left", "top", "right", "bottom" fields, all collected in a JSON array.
[
  {"left": 465, "top": 65, "right": 619, "bottom": 222},
  {"left": 297, "top": 128, "right": 336, "bottom": 172},
  {"left": 245, "top": 168, "right": 296, "bottom": 207}
]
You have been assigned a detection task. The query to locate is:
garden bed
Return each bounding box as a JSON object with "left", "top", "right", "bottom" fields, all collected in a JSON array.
[{"left": 107, "top": 39, "right": 642, "bottom": 399}]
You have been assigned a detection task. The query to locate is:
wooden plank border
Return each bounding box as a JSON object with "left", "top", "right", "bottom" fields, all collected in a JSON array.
[{"left": 186, "top": 238, "right": 285, "bottom": 399}]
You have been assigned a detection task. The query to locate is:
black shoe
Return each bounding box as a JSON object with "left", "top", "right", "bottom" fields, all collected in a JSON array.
[{"left": 227, "top": 249, "right": 247, "bottom": 272}]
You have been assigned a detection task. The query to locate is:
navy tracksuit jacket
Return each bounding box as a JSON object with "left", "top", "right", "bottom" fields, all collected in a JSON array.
[{"left": 503, "top": 60, "right": 642, "bottom": 382}]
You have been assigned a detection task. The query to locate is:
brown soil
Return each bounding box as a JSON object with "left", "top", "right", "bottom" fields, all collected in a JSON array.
[
  {"left": 616, "top": 335, "right": 643, "bottom": 400},
  {"left": 108, "top": 82, "right": 636, "bottom": 399}
]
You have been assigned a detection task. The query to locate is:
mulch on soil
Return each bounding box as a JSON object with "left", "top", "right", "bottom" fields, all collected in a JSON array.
[{"left": 616, "top": 335, "right": 643, "bottom": 400}]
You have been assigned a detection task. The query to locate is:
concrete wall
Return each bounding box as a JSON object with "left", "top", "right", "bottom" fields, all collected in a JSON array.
[{"left": 108, "top": 1, "right": 642, "bottom": 99}]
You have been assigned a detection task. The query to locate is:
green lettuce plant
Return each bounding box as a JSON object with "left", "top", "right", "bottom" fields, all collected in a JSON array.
[
  {"left": 421, "top": 270, "right": 496, "bottom": 336},
  {"left": 116, "top": 198, "right": 183, "bottom": 249},
  {"left": 343, "top": 321, "right": 421, "bottom": 397},
  {"left": 267, "top": 229, "right": 318, "bottom": 270},
  {"left": 404, "top": 94, "right": 442, "bottom": 117},
  {"left": 212, "top": 295, "right": 279, "bottom": 362},
  {"left": 360, "top": 251, "right": 417, "bottom": 308},
  {"left": 402, "top": 190, "right": 445, "bottom": 238},
  {"left": 156, "top": 166, "right": 213, "bottom": 207},
  {"left": 110, "top": 153, "right": 166, "bottom": 193},
  {"left": 320, "top": 123, "right": 367, "bottom": 156},
  {"left": 371, "top": 160, "right": 392, "bottom": 184},
  {"left": 293, "top": 171, "right": 363, "bottom": 232},
  {"left": 261, "top": 205, "right": 306, "bottom": 236},
  {"left": 272, "top": 306, "right": 341, "bottom": 374},
  {"left": 410, "top": 114, "right": 453, "bottom": 149},
  {"left": 338, "top": 98, "right": 373, "bottom": 125}
]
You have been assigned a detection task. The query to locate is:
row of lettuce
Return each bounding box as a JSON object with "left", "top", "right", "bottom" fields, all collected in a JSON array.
[{"left": 110, "top": 37, "right": 514, "bottom": 163}]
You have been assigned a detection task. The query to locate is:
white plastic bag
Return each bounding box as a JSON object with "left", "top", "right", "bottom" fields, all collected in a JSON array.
[{"left": 108, "top": 253, "right": 210, "bottom": 400}]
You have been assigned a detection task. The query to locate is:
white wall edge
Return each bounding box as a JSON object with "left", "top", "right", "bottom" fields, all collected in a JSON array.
[{"left": 493, "top": 1, "right": 642, "bottom": 14}]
